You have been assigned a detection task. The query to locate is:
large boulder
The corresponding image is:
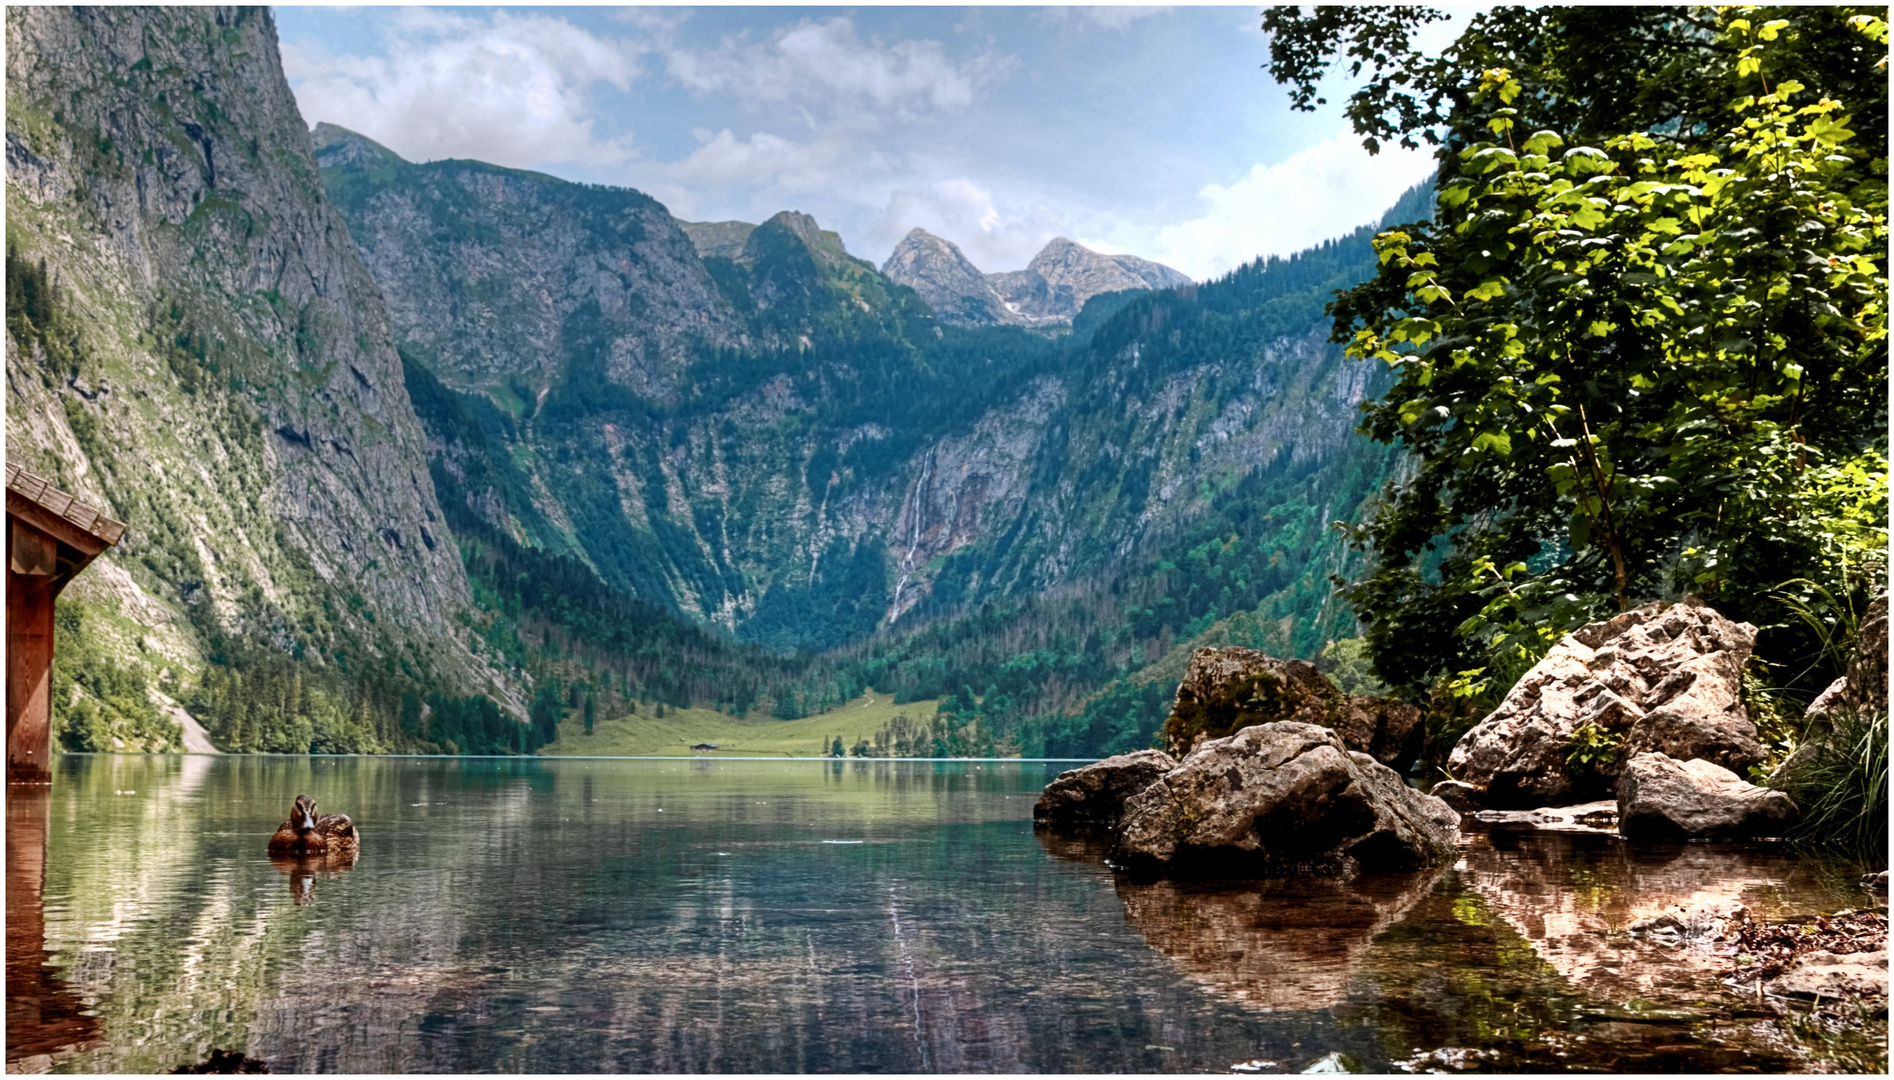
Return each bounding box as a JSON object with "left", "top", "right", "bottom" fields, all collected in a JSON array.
[
  {"left": 1032, "top": 750, "right": 1175, "bottom": 830},
  {"left": 1448, "top": 598, "right": 1765, "bottom": 808},
  {"left": 1115, "top": 722, "right": 1459, "bottom": 876},
  {"left": 1161, "top": 647, "right": 1421, "bottom": 773},
  {"left": 1617, "top": 752, "right": 1799, "bottom": 839}
]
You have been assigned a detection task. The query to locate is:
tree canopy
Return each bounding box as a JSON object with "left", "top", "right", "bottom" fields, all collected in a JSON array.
[{"left": 1266, "top": 7, "right": 1890, "bottom": 697}]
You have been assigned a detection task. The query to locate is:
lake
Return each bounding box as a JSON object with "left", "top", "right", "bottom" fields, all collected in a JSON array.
[{"left": 7, "top": 754, "right": 1885, "bottom": 1073}]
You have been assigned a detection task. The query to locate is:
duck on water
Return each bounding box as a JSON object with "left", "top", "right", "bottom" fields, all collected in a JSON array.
[{"left": 267, "top": 795, "right": 359, "bottom": 856}]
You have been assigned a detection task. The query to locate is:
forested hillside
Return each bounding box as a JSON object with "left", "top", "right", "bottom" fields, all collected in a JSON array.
[{"left": 6, "top": 5, "right": 1435, "bottom": 761}]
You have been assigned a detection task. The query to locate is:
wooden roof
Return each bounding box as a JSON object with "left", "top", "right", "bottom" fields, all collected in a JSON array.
[{"left": 5, "top": 461, "right": 126, "bottom": 550}]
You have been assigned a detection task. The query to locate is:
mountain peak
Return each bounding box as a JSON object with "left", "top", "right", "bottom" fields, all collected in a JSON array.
[
  {"left": 881, "top": 229, "right": 1029, "bottom": 328},
  {"left": 309, "top": 122, "right": 406, "bottom": 169}
]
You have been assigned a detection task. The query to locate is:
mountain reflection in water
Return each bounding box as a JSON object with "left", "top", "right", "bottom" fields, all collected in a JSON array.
[{"left": 8, "top": 755, "right": 1885, "bottom": 1073}]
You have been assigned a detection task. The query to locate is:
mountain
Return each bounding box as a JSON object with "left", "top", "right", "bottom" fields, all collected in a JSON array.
[
  {"left": 881, "top": 232, "right": 1193, "bottom": 328},
  {"left": 321, "top": 129, "right": 1423, "bottom": 653},
  {"left": 3, "top": 7, "right": 494, "bottom": 723},
  {"left": 311, "top": 123, "right": 744, "bottom": 404},
  {"left": 879, "top": 229, "right": 1047, "bottom": 328},
  {"left": 8, "top": 3, "right": 1436, "bottom": 761},
  {"left": 989, "top": 238, "right": 1193, "bottom": 324}
]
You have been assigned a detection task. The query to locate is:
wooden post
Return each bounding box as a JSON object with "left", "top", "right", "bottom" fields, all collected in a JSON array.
[
  {"left": 6, "top": 565, "right": 57, "bottom": 785},
  {"left": 5, "top": 464, "right": 125, "bottom": 784}
]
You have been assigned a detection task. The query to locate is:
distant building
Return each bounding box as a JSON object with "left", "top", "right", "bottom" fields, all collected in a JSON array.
[
  {"left": 7, "top": 463, "right": 126, "bottom": 783},
  {"left": 690, "top": 743, "right": 719, "bottom": 753}
]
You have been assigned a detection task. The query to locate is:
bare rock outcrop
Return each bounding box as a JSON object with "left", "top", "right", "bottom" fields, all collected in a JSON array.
[
  {"left": 1032, "top": 750, "right": 1175, "bottom": 830},
  {"left": 1114, "top": 722, "right": 1458, "bottom": 877},
  {"left": 1617, "top": 752, "right": 1799, "bottom": 839},
  {"left": 1447, "top": 598, "right": 1765, "bottom": 808},
  {"left": 1161, "top": 647, "right": 1422, "bottom": 773}
]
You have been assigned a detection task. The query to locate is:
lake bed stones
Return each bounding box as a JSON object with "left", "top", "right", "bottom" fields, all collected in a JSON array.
[
  {"left": 1114, "top": 722, "right": 1459, "bottom": 877},
  {"left": 1032, "top": 749, "right": 1175, "bottom": 830},
  {"left": 1617, "top": 752, "right": 1799, "bottom": 840}
]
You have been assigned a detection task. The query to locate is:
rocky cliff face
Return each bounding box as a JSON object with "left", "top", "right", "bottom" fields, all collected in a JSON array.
[
  {"left": 5, "top": 7, "right": 482, "bottom": 689},
  {"left": 882, "top": 231, "right": 1192, "bottom": 329},
  {"left": 313, "top": 124, "right": 743, "bottom": 402}
]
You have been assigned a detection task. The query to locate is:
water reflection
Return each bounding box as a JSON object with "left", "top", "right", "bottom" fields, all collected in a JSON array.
[
  {"left": 269, "top": 850, "right": 358, "bottom": 907},
  {"left": 1457, "top": 826, "right": 1880, "bottom": 1006},
  {"left": 6, "top": 787, "right": 100, "bottom": 1072},
  {"left": 1114, "top": 867, "right": 1446, "bottom": 1012},
  {"left": 11, "top": 756, "right": 1885, "bottom": 1074}
]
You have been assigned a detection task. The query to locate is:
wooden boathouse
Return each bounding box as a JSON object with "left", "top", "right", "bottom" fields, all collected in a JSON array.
[{"left": 6, "top": 462, "right": 124, "bottom": 784}]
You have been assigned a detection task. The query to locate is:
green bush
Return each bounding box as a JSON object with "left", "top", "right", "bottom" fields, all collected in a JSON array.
[{"left": 1773, "top": 709, "right": 1889, "bottom": 856}]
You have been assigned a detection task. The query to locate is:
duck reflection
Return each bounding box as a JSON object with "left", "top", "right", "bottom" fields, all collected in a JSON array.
[{"left": 270, "top": 848, "right": 358, "bottom": 906}]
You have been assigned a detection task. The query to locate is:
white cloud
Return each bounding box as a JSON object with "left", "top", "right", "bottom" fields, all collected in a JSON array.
[
  {"left": 1081, "top": 7, "right": 1174, "bottom": 31},
  {"left": 1144, "top": 130, "right": 1436, "bottom": 281},
  {"left": 667, "top": 127, "right": 854, "bottom": 193},
  {"left": 282, "top": 11, "right": 639, "bottom": 169},
  {"left": 666, "top": 17, "right": 1013, "bottom": 121}
]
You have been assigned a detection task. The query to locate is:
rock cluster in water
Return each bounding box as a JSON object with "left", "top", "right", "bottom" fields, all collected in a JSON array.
[{"left": 1035, "top": 723, "right": 1458, "bottom": 877}]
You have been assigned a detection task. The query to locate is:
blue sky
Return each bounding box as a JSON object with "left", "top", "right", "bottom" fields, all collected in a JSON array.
[{"left": 274, "top": 6, "right": 1457, "bottom": 280}]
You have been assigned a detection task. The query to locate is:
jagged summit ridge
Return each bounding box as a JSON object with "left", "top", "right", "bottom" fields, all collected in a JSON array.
[
  {"left": 881, "top": 231, "right": 1192, "bottom": 328},
  {"left": 881, "top": 229, "right": 1043, "bottom": 328}
]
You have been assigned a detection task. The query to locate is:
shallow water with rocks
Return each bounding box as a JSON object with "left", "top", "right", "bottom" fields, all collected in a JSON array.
[{"left": 7, "top": 755, "right": 1885, "bottom": 1073}]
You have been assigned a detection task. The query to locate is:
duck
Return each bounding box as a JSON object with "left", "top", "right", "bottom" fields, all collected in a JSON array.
[{"left": 267, "top": 794, "right": 359, "bottom": 856}]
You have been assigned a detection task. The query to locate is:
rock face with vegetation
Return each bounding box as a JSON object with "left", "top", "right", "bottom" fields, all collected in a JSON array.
[
  {"left": 1114, "top": 722, "right": 1459, "bottom": 876},
  {"left": 1617, "top": 752, "right": 1799, "bottom": 839},
  {"left": 323, "top": 133, "right": 1421, "bottom": 656},
  {"left": 5, "top": 7, "right": 493, "bottom": 752},
  {"left": 1160, "top": 647, "right": 1421, "bottom": 772},
  {"left": 312, "top": 124, "right": 743, "bottom": 403},
  {"left": 1031, "top": 749, "right": 1175, "bottom": 829},
  {"left": 1447, "top": 599, "right": 1765, "bottom": 808}
]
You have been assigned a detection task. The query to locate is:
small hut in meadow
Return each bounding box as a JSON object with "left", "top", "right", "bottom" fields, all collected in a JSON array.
[{"left": 7, "top": 462, "right": 124, "bottom": 783}]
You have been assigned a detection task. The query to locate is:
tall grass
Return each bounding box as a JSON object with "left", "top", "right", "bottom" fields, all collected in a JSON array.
[{"left": 1773, "top": 709, "right": 1889, "bottom": 857}]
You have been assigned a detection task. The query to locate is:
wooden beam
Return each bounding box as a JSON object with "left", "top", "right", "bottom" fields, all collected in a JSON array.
[
  {"left": 4, "top": 493, "right": 110, "bottom": 561},
  {"left": 9, "top": 520, "right": 56, "bottom": 577}
]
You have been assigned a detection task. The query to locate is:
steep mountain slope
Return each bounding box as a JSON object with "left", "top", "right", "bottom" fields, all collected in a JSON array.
[
  {"left": 323, "top": 126, "right": 1427, "bottom": 653},
  {"left": 4, "top": 7, "right": 489, "bottom": 715},
  {"left": 312, "top": 124, "right": 743, "bottom": 403},
  {"left": 879, "top": 228, "right": 1046, "bottom": 328}
]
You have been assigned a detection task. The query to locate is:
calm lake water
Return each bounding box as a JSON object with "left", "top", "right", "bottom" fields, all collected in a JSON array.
[{"left": 6, "top": 754, "right": 1886, "bottom": 1073}]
